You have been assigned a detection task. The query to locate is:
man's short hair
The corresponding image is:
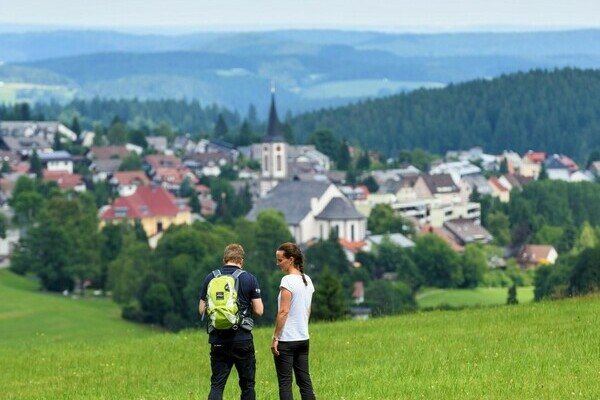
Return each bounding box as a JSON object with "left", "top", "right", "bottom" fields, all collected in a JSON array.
[{"left": 223, "top": 243, "right": 244, "bottom": 264}]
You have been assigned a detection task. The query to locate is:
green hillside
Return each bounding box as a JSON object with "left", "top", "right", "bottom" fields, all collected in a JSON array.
[
  {"left": 0, "top": 270, "right": 154, "bottom": 346},
  {"left": 1, "top": 269, "right": 599, "bottom": 399}
]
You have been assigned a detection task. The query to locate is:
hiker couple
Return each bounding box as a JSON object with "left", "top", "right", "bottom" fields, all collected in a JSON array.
[{"left": 198, "top": 243, "right": 316, "bottom": 400}]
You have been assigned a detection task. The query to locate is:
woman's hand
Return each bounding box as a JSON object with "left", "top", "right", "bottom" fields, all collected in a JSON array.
[{"left": 271, "top": 336, "right": 280, "bottom": 356}]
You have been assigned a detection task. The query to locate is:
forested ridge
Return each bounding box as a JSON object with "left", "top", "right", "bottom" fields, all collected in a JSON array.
[{"left": 291, "top": 68, "right": 600, "bottom": 161}]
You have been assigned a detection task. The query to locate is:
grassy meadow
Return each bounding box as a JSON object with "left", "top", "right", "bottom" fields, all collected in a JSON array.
[
  {"left": 417, "top": 286, "right": 535, "bottom": 309},
  {"left": 1, "top": 269, "right": 599, "bottom": 399}
]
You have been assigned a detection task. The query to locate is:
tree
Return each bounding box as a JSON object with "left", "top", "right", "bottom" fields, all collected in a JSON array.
[
  {"left": 142, "top": 283, "right": 174, "bottom": 324},
  {"left": 337, "top": 139, "right": 351, "bottom": 170},
  {"left": 461, "top": 245, "right": 487, "bottom": 288},
  {"left": 571, "top": 221, "right": 599, "bottom": 256},
  {"left": 506, "top": 284, "right": 518, "bottom": 305},
  {"left": 311, "top": 266, "right": 348, "bottom": 321},
  {"left": 569, "top": 245, "right": 600, "bottom": 295},
  {"left": 307, "top": 129, "right": 341, "bottom": 162},
  {"left": 368, "top": 204, "right": 415, "bottom": 237},
  {"left": 214, "top": 114, "right": 228, "bottom": 139},
  {"left": 118, "top": 153, "right": 143, "bottom": 171},
  {"left": 70, "top": 116, "right": 81, "bottom": 135},
  {"left": 107, "top": 120, "right": 128, "bottom": 145},
  {"left": 0, "top": 214, "right": 7, "bottom": 239},
  {"left": 29, "top": 150, "right": 43, "bottom": 179},
  {"left": 304, "top": 237, "right": 349, "bottom": 277},
  {"left": 237, "top": 120, "right": 254, "bottom": 146},
  {"left": 128, "top": 129, "right": 148, "bottom": 148},
  {"left": 499, "top": 158, "right": 509, "bottom": 174},
  {"left": 356, "top": 149, "right": 370, "bottom": 171},
  {"left": 413, "top": 235, "right": 463, "bottom": 288},
  {"left": 364, "top": 280, "right": 416, "bottom": 316},
  {"left": 361, "top": 175, "right": 379, "bottom": 193},
  {"left": 486, "top": 211, "right": 511, "bottom": 246},
  {"left": 375, "top": 237, "right": 422, "bottom": 291},
  {"left": 106, "top": 232, "right": 152, "bottom": 303}
]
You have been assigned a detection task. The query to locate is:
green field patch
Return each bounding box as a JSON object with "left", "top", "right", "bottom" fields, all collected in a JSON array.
[
  {"left": 301, "top": 79, "right": 445, "bottom": 99},
  {"left": 417, "top": 287, "right": 535, "bottom": 309},
  {"left": 0, "top": 81, "right": 75, "bottom": 103}
]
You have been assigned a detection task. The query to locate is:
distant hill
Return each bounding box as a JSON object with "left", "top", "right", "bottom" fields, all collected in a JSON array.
[
  {"left": 3, "top": 29, "right": 600, "bottom": 114},
  {"left": 290, "top": 68, "right": 600, "bottom": 161}
]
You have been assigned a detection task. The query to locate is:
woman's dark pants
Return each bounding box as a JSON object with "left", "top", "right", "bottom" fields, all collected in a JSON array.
[{"left": 274, "top": 339, "right": 316, "bottom": 400}]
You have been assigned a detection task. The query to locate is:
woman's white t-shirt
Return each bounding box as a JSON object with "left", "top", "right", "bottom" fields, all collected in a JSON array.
[{"left": 278, "top": 274, "right": 315, "bottom": 341}]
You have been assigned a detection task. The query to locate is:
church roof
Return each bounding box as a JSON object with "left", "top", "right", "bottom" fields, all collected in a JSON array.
[
  {"left": 316, "top": 197, "right": 365, "bottom": 220},
  {"left": 247, "top": 181, "right": 331, "bottom": 224},
  {"left": 263, "top": 92, "right": 286, "bottom": 143}
]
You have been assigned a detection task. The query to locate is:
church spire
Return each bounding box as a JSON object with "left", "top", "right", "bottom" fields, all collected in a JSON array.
[{"left": 264, "top": 84, "right": 285, "bottom": 143}]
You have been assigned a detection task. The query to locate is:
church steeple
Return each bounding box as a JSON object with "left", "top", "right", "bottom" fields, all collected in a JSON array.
[
  {"left": 264, "top": 84, "right": 285, "bottom": 143},
  {"left": 260, "top": 84, "right": 288, "bottom": 196}
]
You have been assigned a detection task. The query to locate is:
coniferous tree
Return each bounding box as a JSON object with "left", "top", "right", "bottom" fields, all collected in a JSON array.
[
  {"left": 311, "top": 266, "right": 348, "bottom": 321},
  {"left": 29, "top": 150, "right": 43, "bottom": 179},
  {"left": 337, "top": 139, "right": 351, "bottom": 170},
  {"left": 507, "top": 284, "right": 518, "bottom": 305},
  {"left": 214, "top": 114, "right": 228, "bottom": 140}
]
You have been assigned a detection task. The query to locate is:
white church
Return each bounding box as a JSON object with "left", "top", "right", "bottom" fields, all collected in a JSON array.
[{"left": 247, "top": 91, "right": 366, "bottom": 244}]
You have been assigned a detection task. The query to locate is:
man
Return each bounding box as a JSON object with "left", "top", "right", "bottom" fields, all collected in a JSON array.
[{"left": 199, "top": 243, "right": 264, "bottom": 400}]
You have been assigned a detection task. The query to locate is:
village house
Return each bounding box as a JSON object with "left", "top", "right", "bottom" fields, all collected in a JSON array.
[
  {"left": 520, "top": 151, "right": 545, "bottom": 178},
  {"left": 0, "top": 121, "right": 77, "bottom": 143},
  {"left": 0, "top": 136, "right": 52, "bottom": 157},
  {"left": 110, "top": 170, "right": 151, "bottom": 197},
  {"left": 517, "top": 245, "right": 558, "bottom": 269},
  {"left": 43, "top": 171, "right": 86, "bottom": 192},
  {"left": 100, "top": 185, "right": 192, "bottom": 238},
  {"left": 38, "top": 150, "right": 75, "bottom": 174}
]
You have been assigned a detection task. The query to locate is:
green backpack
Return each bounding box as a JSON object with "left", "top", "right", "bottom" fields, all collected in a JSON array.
[{"left": 206, "top": 269, "right": 245, "bottom": 330}]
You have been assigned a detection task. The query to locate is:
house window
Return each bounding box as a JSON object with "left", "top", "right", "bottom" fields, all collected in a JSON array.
[
  {"left": 351, "top": 225, "right": 355, "bottom": 241},
  {"left": 320, "top": 225, "right": 323, "bottom": 239},
  {"left": 157, "top": 221, "right": 163, "bottom": 233},
  {"left": 263, "top": 155, "right": 269, "bottom": 172},
  {"left": 277, "top": 155, "right": 282, "bottom": 171},
  {"left": 114, "top": 207, "right": 128, "bottom": 217}
]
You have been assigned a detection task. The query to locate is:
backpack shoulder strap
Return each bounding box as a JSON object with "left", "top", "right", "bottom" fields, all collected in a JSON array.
[
  {"left": 231, "top": 269, "right": 245, "bottom": 280},
  {"left": 212, "top": 269, "right": 221, "bottom": 278}
]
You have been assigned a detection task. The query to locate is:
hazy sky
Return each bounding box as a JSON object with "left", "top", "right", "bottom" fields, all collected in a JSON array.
[{"left": 2, "top": 0, "right": 600, "bottom": 32}]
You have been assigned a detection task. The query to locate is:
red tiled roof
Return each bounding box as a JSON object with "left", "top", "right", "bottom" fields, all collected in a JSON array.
[
  {"left": 154, "top": 167, "right": 198, "bottom": 185},
  {"left": 112, "top": 170, "right": 150, "bottom": 186},
  {"left": 419, "top": 224, "right": 464, "bottom": 252},
  {"left": 101, "top": 185, "right": 189, "bottom": 220},
  {"left": 558, "top": 155, "right": 579, "bottom": 173},
  {"left": 338, "top": 238, "right": 366, "bottom": 253},
  {"left": 524, "top": 151, "right": 546, "bottom": 164},
  {"left": 89, "top": 146, "right": 130, "bottom": 160},
  {"left": 488, "top": 176, "right": 509, "bottom": 192},
  {"left": 11, "top": 162, "right": 30, "bottom": 174},
  {"left": 43, "top": 170, "right": 85, "bottom": 190},
  {"left": 144, "top": 155, "right": 182, "bottom": 170},
  {"left": 518, "top": 245, "right": 556, "bottom": 265}
]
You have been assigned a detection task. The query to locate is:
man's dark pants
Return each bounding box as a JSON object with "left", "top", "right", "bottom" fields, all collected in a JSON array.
[
  {"left": 273, "top": 340, "right": 316, "bottom": 400},
  {"left": 209, "top": 340, "right": 256, "bottom": 400}
]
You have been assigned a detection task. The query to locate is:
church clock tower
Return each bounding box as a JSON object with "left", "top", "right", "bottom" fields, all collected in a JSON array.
[{"left": 260, "top": 86, "right": 288, "bottom": 196}]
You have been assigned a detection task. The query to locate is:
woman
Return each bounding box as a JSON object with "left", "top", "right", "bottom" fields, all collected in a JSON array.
[{"left": 271, "top": 242, "right": 316, "bottom": 400}]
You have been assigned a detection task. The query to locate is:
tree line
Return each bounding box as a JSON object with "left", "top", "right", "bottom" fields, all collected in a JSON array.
[{"left": 290, "top": 68, "right": 600, "bottom": 162}]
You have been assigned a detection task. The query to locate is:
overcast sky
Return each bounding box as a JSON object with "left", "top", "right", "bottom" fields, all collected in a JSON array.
[{"left": 2, "top": 0, "right": 600, "bottom": 32}]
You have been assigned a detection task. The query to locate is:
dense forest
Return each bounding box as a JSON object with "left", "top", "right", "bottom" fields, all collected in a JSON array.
[
  {"left": 2, "top": 68, "right": 600, "bottom": 163},
  {"left": 290, "top": 68, "right": 600, "bottom": 162}
]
